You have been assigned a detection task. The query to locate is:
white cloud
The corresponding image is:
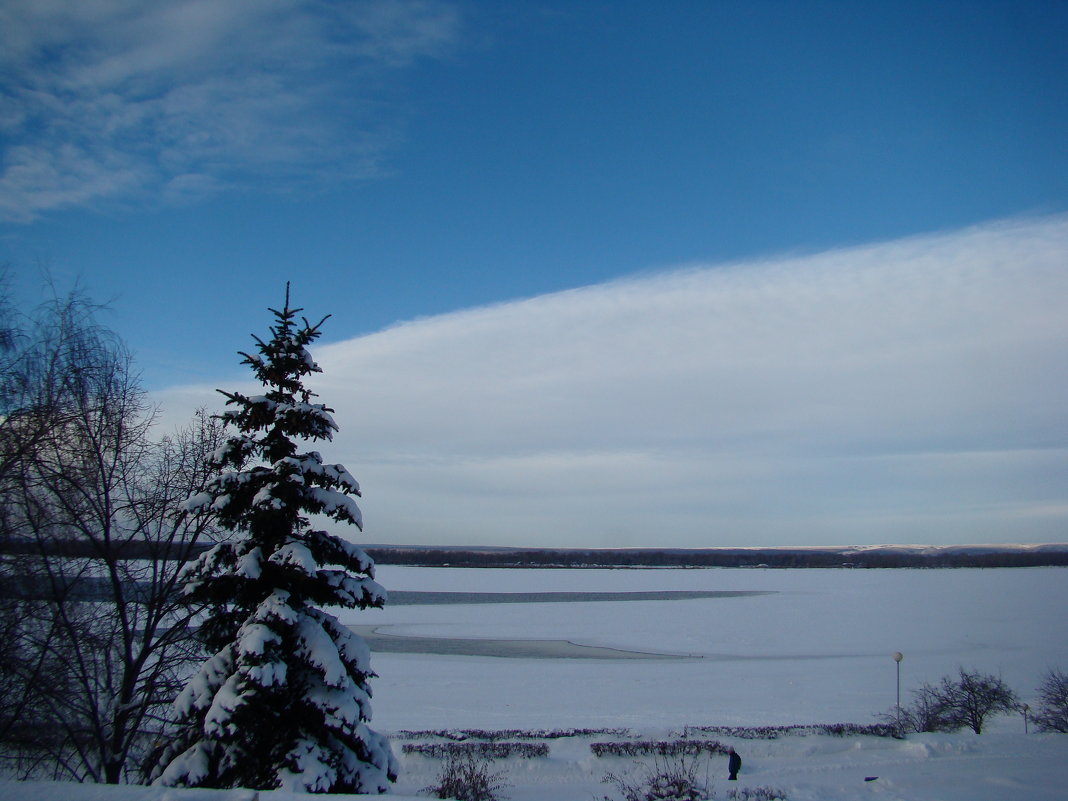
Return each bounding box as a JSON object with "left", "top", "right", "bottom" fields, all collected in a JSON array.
[
  {"left": 154, "top": 217, "right": 1068, "bottom": 547},
  {"left": 0, "top": 0, "right": 460, "bottom": 221}
]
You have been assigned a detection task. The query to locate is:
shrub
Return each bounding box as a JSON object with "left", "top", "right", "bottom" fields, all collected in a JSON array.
[
  {"left": 422, "top": 752, "right": 511, "bottom": 801},
  {"left": 404, "top": 742, "right": 548, "bottom": 759},
  {"left": 1033, "top": 668, "right": 1068, "bottom": 733},
  {"left": 727, "top": 787, "right": 789, "bottom": 801},
  {"left": 816, "top": 722, "right": 898, "bottom": 738},
  {"left": 601, "top": 753, "right": 713, "bottom": 801},
  {"left": 680, "top": 723, "right": 897, "bottom": 740},
  {"left": 400, "top": 727, "right": 631, "bottom": 741},
  {"left": 591, "top": 740, "right": 727, "bottom": 758}
]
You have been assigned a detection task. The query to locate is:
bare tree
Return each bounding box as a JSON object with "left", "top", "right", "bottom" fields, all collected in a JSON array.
[
  {"left": 1033, "top": 669, "right": 1068, "bottom": 733},
  {"left": 895, "top": 682, "right": 957, "bottom": 734},
  {"left": 896, "top": 668, "right": 1018, "bottom": 735},
  {"left": 0, "top": 282, "right": 224, "bottom": 782},
  {"left": 945, "top": 668, "right": 1017, "bottom": 735}
]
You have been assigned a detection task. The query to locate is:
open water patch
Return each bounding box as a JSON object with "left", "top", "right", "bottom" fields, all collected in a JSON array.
[
  {"left": 350, "top": 625, "right": 689, "bottom": 659},
  {"left": 351, "top": 590, "right": 773, "bottom": 659},
  {"left": 386, "top": 589, "right": 774, "bottom": 605}
]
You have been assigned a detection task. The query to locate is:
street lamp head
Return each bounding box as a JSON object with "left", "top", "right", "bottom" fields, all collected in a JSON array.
[{"left": 893, "top": 652, "right": 903, "bottom": 663}]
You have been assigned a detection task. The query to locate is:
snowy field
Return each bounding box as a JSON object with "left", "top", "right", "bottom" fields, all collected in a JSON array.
[{"left": 5, "top": 566, "right": 1067, "bottom": 800}]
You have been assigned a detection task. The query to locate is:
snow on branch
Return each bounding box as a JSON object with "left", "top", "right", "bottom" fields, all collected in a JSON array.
[
  {"left": 307, "top": 486, "right": 363, "bottom": 528},
  {"left": 271, "top": 541, "right": 319, "bottom": 577},
  {"left": 237, "top": 622, "right": 280, "bottom": 658},
  {"left": 204, "top": 674, "right": 246, "bottom": 739},
  {"left": 295, "top": 615, "right": 349, "bottom": 687},
  {"left": 183, "top": 491, "right": 214, "bottom": 513},
  {"left": 174, "top": 649, "right": 234, "bottom": 719},
  {"left": 304, "top": 675, "right": 371, "bottom": 731},
  {"left": 314, "top": 611, "right": 373, "bottom": 675},
  {"left": 236, "top": 547, "right": 264, "bottom": 580},
  {"left": 276, "top": 454, "right": 362, "bottom": 496},
  {"left": 320, "top": 570, "right": 386, "bottom": 609}
]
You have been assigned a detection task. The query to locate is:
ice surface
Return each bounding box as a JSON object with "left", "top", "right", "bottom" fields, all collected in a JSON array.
[{"left": 356, "top": 566, "right": 1068, "bottom": 729}]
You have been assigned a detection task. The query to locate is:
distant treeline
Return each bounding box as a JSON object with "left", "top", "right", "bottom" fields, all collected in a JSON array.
[
  {"left": 364, "top": 546, "right": 1068, "bottom": 569},
  {"left": 4, "top": 539, "right": 1066, "bottom": 569}
]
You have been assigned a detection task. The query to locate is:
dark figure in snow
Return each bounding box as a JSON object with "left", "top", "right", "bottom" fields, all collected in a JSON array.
[{"left": 727, "top": 746, "right": 741, "bottom": 781}]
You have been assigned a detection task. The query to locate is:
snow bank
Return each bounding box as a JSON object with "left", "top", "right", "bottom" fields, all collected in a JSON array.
[
  {"left": 8, "top": 727, "right": 1065, "bottom": 801},
  {"left": 0, "top": 783, "right": 423, "bottom": 801}
]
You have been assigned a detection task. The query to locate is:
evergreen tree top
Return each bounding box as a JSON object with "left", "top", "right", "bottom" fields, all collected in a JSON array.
[
  {"left": 235, "top": 283, "right": 331, "bottom": 402},
  {"left": 212, "top": 284, "right": 339, "bottom": 460},
  {"left": 186, "top": 284, "right": 362, "bottom": 531}
]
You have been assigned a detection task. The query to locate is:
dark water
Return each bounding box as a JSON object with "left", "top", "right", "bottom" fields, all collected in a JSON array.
[
  {"left": 349, "top": 626, "right": 676, "bottom": 659},
  {"left": 386, "top": 589, "right": 773, "bottom": 605},
  {"left": 354, "top": 589, "right": 775, "bottom": 659}
]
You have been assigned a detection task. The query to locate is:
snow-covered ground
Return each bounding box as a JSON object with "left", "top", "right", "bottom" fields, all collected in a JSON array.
[
  {"left": 4, "top": 566, "right": 1066, "bottom": 800},
  {"left": 6, "top": 729, "right": 1066, "bottom": 801}
]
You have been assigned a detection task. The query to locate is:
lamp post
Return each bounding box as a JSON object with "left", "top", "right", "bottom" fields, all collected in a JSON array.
[
  {"left": 1022, "top": 703, "right": 1030, "bottom": 734},
  {"left": 893, "top": 652, "right": 904, "bottom": 732}
]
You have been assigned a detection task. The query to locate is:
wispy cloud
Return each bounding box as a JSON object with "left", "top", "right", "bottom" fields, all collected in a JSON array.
[
  {"left": 155, "top": 217, "right": 1068, "bottom": 547},
  {"left": 0, "top": 0, "right": 460, "bottom": 221}
]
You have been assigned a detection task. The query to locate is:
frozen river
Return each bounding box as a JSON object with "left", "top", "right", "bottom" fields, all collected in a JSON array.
[
  {"left": 11, "top": 566, "right": 1066, "bottom": 801},
  {"left": 339, "top": 565, "right": 1068, "bottom": 732}
]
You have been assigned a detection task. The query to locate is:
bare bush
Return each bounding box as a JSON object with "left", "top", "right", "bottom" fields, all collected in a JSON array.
[
  {"left": 727, "top": 787, "right": 789, "bottom": 801},
  {"left": 422, "top": 752, "right": 511, "bottom": 801},
  {"left": 601, "top": 753, "right": 713, "bottom": 801}
]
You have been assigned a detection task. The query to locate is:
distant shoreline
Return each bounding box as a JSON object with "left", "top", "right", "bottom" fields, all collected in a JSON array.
[
  {"left": 365, "top": 543, "right": 1068, "bottom": 569},
  {"left": 2, "top": 539, "right": 1065, "bottom": 568}
]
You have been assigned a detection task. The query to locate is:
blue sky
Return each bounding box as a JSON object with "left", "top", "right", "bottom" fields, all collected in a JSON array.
[{"left": 2, "top": 1, "right": 1067, "bottom": 547}]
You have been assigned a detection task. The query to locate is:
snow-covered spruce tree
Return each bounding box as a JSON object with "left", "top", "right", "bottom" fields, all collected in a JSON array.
[{"left": 157, "top": 287, "right": 396, "bottom": 793}]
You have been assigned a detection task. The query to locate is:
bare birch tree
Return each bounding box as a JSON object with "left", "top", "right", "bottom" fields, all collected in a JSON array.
[{"left": 0, "top": 281, "right": 224, "bottom": 782}]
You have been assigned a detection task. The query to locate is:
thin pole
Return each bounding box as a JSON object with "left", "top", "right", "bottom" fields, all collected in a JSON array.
[
  {"left": 896, "top": 660, "right": 900, "bottom": 711},
  {"left": 894, "top": 652, "right": 904, "bottom": 732}
]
